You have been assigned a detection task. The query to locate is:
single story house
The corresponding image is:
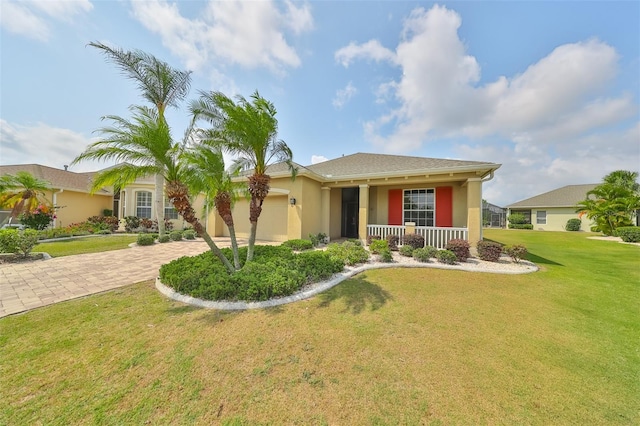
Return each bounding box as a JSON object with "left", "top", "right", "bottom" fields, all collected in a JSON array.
[
  {"left": 506, "top": 184, "right": 598, "bottom": 232},
  {"left": 0, "top": 164, "right": 113, "bottom": 228},
  {"left": 2, "top": 153, "right": 501, "bottom": 248},
  {"left": 208, "top": 153, "right": 501, "bottom": 248}
]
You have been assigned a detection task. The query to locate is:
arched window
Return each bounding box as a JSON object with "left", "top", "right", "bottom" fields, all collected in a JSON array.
[
  {"left": 136, "top": 191, "right": 152, "bottom": 218},
  {"left": 164, "top": 198, "right": 178, "bottom": 220}
]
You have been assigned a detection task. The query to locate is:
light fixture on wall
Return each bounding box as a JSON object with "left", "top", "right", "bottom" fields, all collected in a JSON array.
[{"left": 289, "top": 197, "right": 296, "bottom": 206}]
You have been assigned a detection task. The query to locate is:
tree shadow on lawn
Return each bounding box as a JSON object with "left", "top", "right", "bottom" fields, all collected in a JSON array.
[
  {"left": 317, "top": 275, "right": 393, "bottom": 314},
  {"left": 526, "top": 252, "right": 563, "bottom": 266}
]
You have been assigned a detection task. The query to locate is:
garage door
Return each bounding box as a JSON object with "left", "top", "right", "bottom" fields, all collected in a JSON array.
[{"left": 223, "top": 194, "right": 288, "bottom": 242}]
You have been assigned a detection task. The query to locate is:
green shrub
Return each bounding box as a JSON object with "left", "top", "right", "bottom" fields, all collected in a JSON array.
[
  {"left": 445, "top": 239, "right": 470, "bottom": 262},
  {"left": 95, "top": 229, "right": 112, "bottom": 235},
  {"left": 72, "top": 230, "right": 91, "bottom": 237},
  {"left": 124, "top": 216, "right": 140, "bottom": 232},
  {"left": 159, "top": 245, "right": 344, "bottom": 302},
  {"left": 565, "top": 218, "right": 582, "bottom": 231},
  {"left": 508, "top": 223, "right": 534, "bottom": 230},
  {"left": 477, "top": 240, "right": 503, "bottom": 262},
  {"left": 308, "top": 232, "right": 327, "bottom": 247},
  {"left": 504, "top": 244, "right": 528, "bottom": 264},
  {"left": 378, "top": 248, "right": 394, "bottom": 263},
  {"left": 170, "top": 230, "right": 183, "bottom": 241},
  {"left": 367, "top": 235, "right": 381, "bottom": 245},
  {"left": 413, "top": 246, "right": 436, "bottom": 262},
  {"left": 102, "top": 209, "right": 113, "bottom": 217},
  {"left": 87, "top": 215, "right": 119, "bottom": 232},
  {"left": 158, "top": 235, "right": 171, "bottom": 243},
  {"left": 183, "top": 229, "right": 196, "bottom": 240},
  {"left": 137, "top": 234, "right": 155, "bottom": 246},
  {"left": 436, "top": 250, "right": 457, "bottom": 265},
  {"left": 369, "top": 239, "right": 388, "bottom": 254},
  {"left": 281, "top": 239, "right": 314, "bottom": 251},
  {"left": 326, "top": 241, "right": 369, "bottom": 266},
  {"left": 386, "top": 234, "right": 399, "bottom": 251},
  {"left": 0, "top": 229, "right": 39, "bottom": 257},
  {"left": 403, "top": 233, "right": 425, "bottom": 250},
  {"left": 399, "top": 245, "right": 414, "bottom": 257},
  {"left": 616, "top": 227, "right": 640, "bottom": 243},
  {"left": 508, "top": 213, "right": 527, "bottom": 225}
]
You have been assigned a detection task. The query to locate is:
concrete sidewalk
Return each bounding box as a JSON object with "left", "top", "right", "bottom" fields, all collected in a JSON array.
[{"left": 0, "top": 238, "right": 238, "bottom": 318}]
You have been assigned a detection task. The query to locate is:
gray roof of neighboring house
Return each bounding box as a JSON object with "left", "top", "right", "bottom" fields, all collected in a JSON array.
[
  {"left": 507, "top": 184, "right": 598, "bottom": 208},
  {"left": 0, "top": 164, "right": 112, "bottom": 195},
  {"left": 262, "top": 152, "right": 500, "bottom": 180}
]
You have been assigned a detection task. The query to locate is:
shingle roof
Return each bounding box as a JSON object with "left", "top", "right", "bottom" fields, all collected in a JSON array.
[
  {"left": 507, "top": 184, "right": 598, "bottom": 208},
  {"left": 305, "top": 152, "right": 499, "bottom": 178},
  {"left": 0, "top": 164, "right": 111, "bottom": 195}
]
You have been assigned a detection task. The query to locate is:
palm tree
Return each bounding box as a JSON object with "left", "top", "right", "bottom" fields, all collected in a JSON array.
[
  {"left": 191, "top": 90, "right": 296, "bottom": 262},
  {"left": 0, "top": 171, "right": 52, "bottom": 221},
  {"left": 576, "top": 170, "right": 640, "bottom": 235},
  {"left": 180, "top": 140, "right": 245, "bottom": 270},
  {"left": 87, "top": 41, "right": 191, "bottom": 238},
  {"left": 72, "top": 106, "right": 235, "bottom": 273}
]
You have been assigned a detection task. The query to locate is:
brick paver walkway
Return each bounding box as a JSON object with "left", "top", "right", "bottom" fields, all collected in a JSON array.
[{"left": 0, "top": 238, "right": 242, "bottom": 318}]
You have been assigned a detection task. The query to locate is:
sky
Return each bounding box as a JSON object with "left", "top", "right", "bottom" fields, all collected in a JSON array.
[{"left": 1, "top": 0, "right": 638, "bottom": 206}]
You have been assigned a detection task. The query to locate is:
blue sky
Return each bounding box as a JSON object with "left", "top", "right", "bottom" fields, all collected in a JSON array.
[{"left": 1, "top": 0, "right": 638, "bottom": 206}]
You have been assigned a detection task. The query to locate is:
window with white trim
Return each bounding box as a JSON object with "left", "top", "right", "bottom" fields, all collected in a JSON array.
[
  {"left": 136, "top": 191, "right": 152, "bottom": 218},
  {"left": 403, "top": 189, "right": 435, "bottom": 227},
  {"left": 536, "top": 210, "right": 547, "bottom": 225},
  {"left": 164, "top": 198, "right": 178, "bottom": 220}
]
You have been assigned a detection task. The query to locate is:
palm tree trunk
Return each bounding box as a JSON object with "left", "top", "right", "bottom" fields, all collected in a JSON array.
[
  {"left": 246, "top": 174, "right": 270, "bottom": 262},
  {"left": 155, "top": 171, "right": 165, "bottom": 238},
  {"left": 215, "top": 191, "right": 241, "bottom": 269},
  {"left": 166, "top": 180, "right": 235, "bottom": 273}
]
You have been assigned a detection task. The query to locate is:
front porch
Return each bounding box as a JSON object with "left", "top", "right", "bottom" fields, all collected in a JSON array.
[{"left": 366, "top": 224, "right": 468, "bottom": 249}]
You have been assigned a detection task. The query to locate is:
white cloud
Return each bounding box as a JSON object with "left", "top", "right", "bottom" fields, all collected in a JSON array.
[
  {"left": 130, "top": 0, "right": 314, "bottom": 74},
  {"left": 332, "top": 82, "right": 357, "bottom": 109},
  {"left": 0, "top": 0, "right": 92, "bottom": 41},
  {"left": 334, "top": 5, "right": 638, "bottom": 206},
  {"left": 311, "top": 155, "right": 328, "bottom": 164},
  {"left": 0, "top": 120, "right": 107, "bottom": 172},
  {"left": 335, "top": 39, "right": 395, "bottom": 68}
]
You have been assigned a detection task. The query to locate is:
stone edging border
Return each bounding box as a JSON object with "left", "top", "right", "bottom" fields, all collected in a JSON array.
[{"left": 156, "top": 260, "right": 538, "bottom": 311}]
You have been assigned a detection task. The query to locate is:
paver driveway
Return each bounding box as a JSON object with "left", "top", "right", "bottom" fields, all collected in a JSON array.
[{"left": 0, "top": 238, "right": 241, "bottom": 318}]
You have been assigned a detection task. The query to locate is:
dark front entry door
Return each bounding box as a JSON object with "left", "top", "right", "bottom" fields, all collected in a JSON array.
[{"left": 341, "top": 187, "right": 359, "bottom": 238}]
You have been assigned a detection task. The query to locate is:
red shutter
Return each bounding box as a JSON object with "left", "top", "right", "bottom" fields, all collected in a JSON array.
[
  {"left": 435, "top": 186, "right": 453, "bottom": 227},
  {"left": 388, "top": 189, "right": 403, "bottom": 225}
]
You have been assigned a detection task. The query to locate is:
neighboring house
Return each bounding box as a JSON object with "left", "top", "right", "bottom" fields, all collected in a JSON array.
[
  {"left": 482, "top": 201, "right": 506, "bottom": 228},
  {"left": 506, "top": 184, "right": 598, "bottom": 232},
  {"left": 208, "top": 153, "right": 501, "bottom": 248},
  {"left": 0, "top": 164, "right": 113, "bottom": 228}
]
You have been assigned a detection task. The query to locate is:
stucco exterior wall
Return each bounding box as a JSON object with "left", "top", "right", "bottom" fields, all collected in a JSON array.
[
  {"left": 530, "top": 207, "right": 593, "bottom": 232},
  {"left": 52, "top": 191, "right": 112, "bottom": 228}
]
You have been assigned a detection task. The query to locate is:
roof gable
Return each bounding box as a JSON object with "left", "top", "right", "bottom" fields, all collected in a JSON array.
[{"left": 507, "top": 184, "right": 598, "bottom": 208}]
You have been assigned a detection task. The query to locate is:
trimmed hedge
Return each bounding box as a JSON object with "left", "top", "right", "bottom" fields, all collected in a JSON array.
[
  {"left": 137, "top": 234, "right": 155, "bottom": 246},
  {"left": 616, "top": 227, "right": 640, "bottom": 243},
  {"left": 386, "top": 234, "right": 399, "bottom": 251},
  {"left": 505, "top": 244, "right": 528, "bottom": 264},
  {"left": 477, "top": 240, "right": 503, "bottom": 262},
  {"left": 508, "top": 224, "right": 534, "bottom": 230},
  {"left": 281, "top": 239, "right": 314, "bottom": 251},
  {"left": 369, "top": 239, "right": 389, "bottom": 254},
  {"left": 445, "top": 239, "right": 470, "bottom": 262},
  {"left": 436, "top": 250, "right": 457, "bottom": 265},
  {"left": 403, "top": 234, "right": 425, "bottom": 250},
  {"left": 565, "top": 218, "right": 582, "bottom": 231},
  {"left": 183, "top": 229, "right": 197, "bottom": 240},
  {"left": 413, "top": 246, "right": 436, "bottom": 262},
  {"left": 399, "top": 245, "right": 414, "bottom": 257}
]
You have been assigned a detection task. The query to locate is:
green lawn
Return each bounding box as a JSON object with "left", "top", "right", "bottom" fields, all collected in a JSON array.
[
  {"left": 35, "top": 235, "right": 138, "bottom": 257},
  {"left": 1, "top": 230, "right": 638, "bottom": 424}
]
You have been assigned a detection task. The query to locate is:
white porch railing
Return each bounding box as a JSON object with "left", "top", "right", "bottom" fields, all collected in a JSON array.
[{"left": 366, "top": 224, "right": 468, "bottom": 249}]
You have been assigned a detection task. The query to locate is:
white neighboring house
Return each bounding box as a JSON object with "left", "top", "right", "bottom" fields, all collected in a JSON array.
[{"left": 507, "top": 184, "right": 598, "bottom": 232}]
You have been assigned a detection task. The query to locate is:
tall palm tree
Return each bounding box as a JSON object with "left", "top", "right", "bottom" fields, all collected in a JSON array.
[
  {"left": 191, "top": 90, "right": 296, "bottom": 262},
  {"left": 88, "top": 41, "right": 191, "bottom": 238},
  {"left": 180, "top": 141, "right": 244, "bottom": 270},
  {"left": 0, "top": 171, "right": 52, "bottom": 221},
  {"left": 72, "top": 106, "right": 235, "bottom": 273}
]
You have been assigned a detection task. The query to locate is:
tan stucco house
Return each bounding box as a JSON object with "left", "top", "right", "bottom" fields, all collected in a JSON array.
[
  {"left": 2, "top": 153, "right": 500, "bottom": 247},
  {"left": 506, "top": 184, "right": 598, "bottom": 232},
  {"left": 0, "top": 164, "right": 113, "bottom": 228},
  {"left": 208, "top": 153, "right": 501, "bottom": 248}
]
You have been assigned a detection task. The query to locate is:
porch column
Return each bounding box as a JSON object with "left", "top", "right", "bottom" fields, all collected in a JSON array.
[
  {"left": 466, "top": 178, "right": 483, "bottom": 244},
  {"left": 358, "top": 184, "right": 369, "bottom": 243},
  {"left": 321, "top": 187, "right": 331, "bottom": 239}
]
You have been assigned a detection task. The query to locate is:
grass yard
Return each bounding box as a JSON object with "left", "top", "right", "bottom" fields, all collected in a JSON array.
[
  {"left": 1, "top": 230, "right": 638, "bottom": 424},
  {"left": 34, "top": 235, "right": 138, "bottom": 257}
]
